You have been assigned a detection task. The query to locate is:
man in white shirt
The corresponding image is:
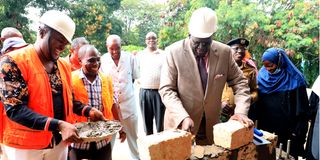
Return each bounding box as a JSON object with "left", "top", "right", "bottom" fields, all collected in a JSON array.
[
  {"left": 137, "top": 32, "right": 166, "bottom": 135},
  {"left": 100, "top": 35, "right": 140, "bottom": 160}
]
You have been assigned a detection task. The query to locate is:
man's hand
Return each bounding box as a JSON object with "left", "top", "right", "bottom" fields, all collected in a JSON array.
[
  {"left": 89, "top": 107, "right": 107, "bottom": 121},
  {"left": 180, "top": 117, "right": 194, "bottom": 133},
  {"left": 58, "top": 120, "right": 82, "bottom": 143},
  {"left": 229, "top": 114, "right": 254, "bottom": 128},
  {"left": 118, "top": 128, "right": 126, "bottom": 143}
]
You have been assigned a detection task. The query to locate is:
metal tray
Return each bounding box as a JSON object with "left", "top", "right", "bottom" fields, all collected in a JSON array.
[{"left": 75, "top": 120, "right": 122, "bottom": 142}]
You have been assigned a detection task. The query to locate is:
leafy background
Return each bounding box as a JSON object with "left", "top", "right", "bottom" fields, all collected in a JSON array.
[{"left": 0, "top": 0, "right": 318, "bottom": 85}]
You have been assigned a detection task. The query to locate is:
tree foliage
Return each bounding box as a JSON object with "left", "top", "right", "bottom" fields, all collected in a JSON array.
[
  {"left": 158, "top": 0, "right": 190, "bottom": 49},
  {"left": 0, "top": 0, "right": 34, "bottom": 43},
  {"left": 157, "top": 0, "right": 319, "bottom": 85},
  {"left": 69, "top": 0, "right": 121, "bottom": 53},
  {"left": 0, "top": 0, "right": 318, "bottom": 85},
  {"left": 115, "top": 0, "right": 165, "bottom": 48},
  {"left": 261, "top": 0, "right": 319, "bottom": 85}
]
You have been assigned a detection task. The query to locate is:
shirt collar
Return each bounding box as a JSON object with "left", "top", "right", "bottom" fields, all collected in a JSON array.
[{"left": 79, "top": 69, "right": 100, "bottom": 84}]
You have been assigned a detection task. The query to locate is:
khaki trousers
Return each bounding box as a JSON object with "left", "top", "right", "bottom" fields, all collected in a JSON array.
[{"left": 3, "top": 141, "right": 68, "bottom": 160}]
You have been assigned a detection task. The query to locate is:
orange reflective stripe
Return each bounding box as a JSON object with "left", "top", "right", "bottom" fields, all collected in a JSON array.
[
  {"left": 44, "top": 117, "right": 52, "bottom": 131},
  {"left": 82, "top": 106, "right": 89, "bottom": 116}
]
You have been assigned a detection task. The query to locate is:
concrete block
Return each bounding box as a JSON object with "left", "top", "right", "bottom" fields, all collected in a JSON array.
[
  {"left": 137, "top": 129, "right": 193, "bottom": 160},
  {"left": 213, "top": 120, "right": 253, "bottom": 150}
]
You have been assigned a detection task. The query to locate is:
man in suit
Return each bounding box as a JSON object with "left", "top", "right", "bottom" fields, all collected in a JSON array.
[{"left": 159, "top": 7, "right": 253, "bottom": 145}]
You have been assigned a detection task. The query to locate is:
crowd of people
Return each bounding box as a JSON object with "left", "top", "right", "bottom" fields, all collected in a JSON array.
[{"left": 0, "top": 7, "right": 318, "bottom": 160}]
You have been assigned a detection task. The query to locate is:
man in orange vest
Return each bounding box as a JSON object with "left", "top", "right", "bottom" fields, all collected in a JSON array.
[
  {"left": 69, "top": 44, "right": 125, "bottom": 160},
  {"left": 62, "top": 37, "right": 89, "bottom": 71},
  {"left": 0, "top": 10, "right": 105, "bottom": 160},
  {"left": 0, "top": 27, "right": 27, "bottom": 160}
]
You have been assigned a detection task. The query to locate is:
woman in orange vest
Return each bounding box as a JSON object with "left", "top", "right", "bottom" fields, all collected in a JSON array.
[{"left": 69, "top": 44, "right": 125, "bottom": 160}]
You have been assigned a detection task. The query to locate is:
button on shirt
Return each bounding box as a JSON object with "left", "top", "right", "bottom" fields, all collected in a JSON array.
[{"left": 100, "top": 51, "right": 139, "bottom": 119}]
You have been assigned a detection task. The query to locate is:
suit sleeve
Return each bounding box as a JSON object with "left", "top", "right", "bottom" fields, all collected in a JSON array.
[
  {"left": 159, "top": 48, "right": 189, "bottom": 128},
  {"left": 226, "top": 48, "right": 251, "bottom": 115}
]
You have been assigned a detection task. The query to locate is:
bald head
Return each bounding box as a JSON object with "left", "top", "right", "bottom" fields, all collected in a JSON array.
[
  {"left": 78, "top": 44, "right": 100, "bottom": 60},
  {"left": 1, "top": 27, "right": 23, "bottom": 41},
  {"left": 145, "top": 32, "right": 158, "bottom": 51},
  {"left": 106, "top": 35, "right": 122, "bottom": 60},
  {"left": 146, "top": 32, "right": 157, "bottom": 39},
  {"left": 106, "top": 35, "right": 121, "bottom": 47},
  {"left": 71, "top": 37, "right": 89, "bottom": 50}
]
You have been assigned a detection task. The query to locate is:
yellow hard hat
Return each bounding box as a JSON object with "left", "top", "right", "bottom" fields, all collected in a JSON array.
[{"left": 39, "top": 10, "right": 75, "bottom": 43}]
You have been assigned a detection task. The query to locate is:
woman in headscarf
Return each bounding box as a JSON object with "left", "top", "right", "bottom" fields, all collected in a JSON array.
[{"left": 256, "top": 48, "right": 310, "bottom": 159}]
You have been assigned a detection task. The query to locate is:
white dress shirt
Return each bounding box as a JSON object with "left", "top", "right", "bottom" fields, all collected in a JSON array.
[{"left": 100, "top": 51, "right": 139, "bottom": 119}]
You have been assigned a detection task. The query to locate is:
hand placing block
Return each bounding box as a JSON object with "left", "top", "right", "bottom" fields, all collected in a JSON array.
[
  {"left": 137, "top": 129, "right": 193, "bottom": 160},
  {"left": 213, "top": 120, "right": 253, "bottom": 150}
]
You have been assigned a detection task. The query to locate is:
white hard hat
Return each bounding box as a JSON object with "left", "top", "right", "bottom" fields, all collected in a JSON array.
[
  {"left": 188, "top": 7, "right": 218, "bottom": 38},
  {"left": 39, "top": 10, "right": 75, "bottom": 43}
]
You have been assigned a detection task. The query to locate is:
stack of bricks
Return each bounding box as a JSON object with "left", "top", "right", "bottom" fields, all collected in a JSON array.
[
  {"left": 190, "top": 120, "right": 278, "bottom": 160},
  {"left": 137, "top": 121, "right": 278, "bottom": 160}
]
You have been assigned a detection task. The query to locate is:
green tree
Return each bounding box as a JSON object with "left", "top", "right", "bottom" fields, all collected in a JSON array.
[
  {"left": 0, "top": 0, "right": 74, "bottom": 43},
  {"left": 157, "top": 0, "right": 318, "bottom": 85},
  {"left": 158, "top": 0, "right": 190, "bottom": 49},
  {"left": 69, "top": 0, "right": 122, "bottom": 53},
  {"left": 1, "top": 0, "right": 34, "bottom": 43},
  {"left": 260, "top": 0, "right": 319, "bottom": 85},
  {"left": 215, "top": 0, "right": 269, "bottom": 67},
  {"left": 0, "top": 0, "right": 122, "bottom": 54},
  {"left": 116, "top": 0, "right": 165, "bottom": 47}
]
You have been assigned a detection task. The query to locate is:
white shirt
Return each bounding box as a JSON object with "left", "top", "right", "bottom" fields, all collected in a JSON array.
[
  {"left": 100, "top": 51, "right": 139, "bottom": 119},
  {"left": 137, "top": 48, "right": 166, "bottom": 89}
]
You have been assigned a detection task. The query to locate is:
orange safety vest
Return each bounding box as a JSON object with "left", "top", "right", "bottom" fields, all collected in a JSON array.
[
  {"left": 72, "top": 70, "right": 114, "bottom": 122},
  {"left": 1, "top": 45, "right": 74, "bottom": 149}
]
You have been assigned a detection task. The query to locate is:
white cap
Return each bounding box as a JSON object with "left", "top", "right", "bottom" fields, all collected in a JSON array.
[
  {"left": 1, "top": 37, "right": 27, "bottom": 54},
  {"left": 188, "top": 7, "right": 218, "bottom": 38},
  {"left": 39, "top": 10, "right": 75, "bottom": 43}
]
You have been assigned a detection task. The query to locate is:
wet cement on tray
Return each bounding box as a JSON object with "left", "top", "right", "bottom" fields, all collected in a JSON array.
[{"left": 76, "top": 121, "right": 122, "bottom": 138}]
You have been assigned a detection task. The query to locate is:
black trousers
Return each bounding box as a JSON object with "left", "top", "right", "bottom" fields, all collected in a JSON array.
[
  {"left": 139, "top": 88, "right": 165, "bottom": 135},
  {"left": 69, "top": 142, "right": 112, "bottom": 160}
]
